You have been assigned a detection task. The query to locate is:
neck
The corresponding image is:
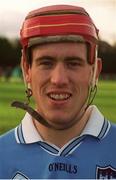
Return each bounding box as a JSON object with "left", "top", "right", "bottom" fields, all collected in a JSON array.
[{"left": 33, "top": 107, "right": 92, "bottom": 148}]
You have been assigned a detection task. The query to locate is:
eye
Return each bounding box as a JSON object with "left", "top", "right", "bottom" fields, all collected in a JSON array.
[
  {"left": 40, "top": 60, "right": 54, "bottom": 68},
  {"left": 66, "top": 60, "right": 83, "bottom": 69},
  {"left": 36, "top": 57, "right": 55, "bottom": 69}
]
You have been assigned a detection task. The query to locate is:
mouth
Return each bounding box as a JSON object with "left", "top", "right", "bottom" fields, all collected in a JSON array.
[{"left": 47, "top": 93, "right": 72, "bottom": 101}]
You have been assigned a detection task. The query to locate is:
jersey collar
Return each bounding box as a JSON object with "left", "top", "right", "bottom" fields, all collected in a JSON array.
[
  {"left": 15, "top": 105, "right": 110, "bottom": 144},
  {"left": 81, "top": 105, "right": 110, "bottom": 138}
]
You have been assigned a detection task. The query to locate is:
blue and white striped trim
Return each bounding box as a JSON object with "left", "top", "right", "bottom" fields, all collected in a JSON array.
[
  {"left": 59, "top": 135, "right": 85, "bottom": 156},
  {"left": 12, "top": 171, "right": 29, "bottom": 179},
  {"left": 37, "top": 135, "right": 85, "bottom": 156},
  {"left": 38, "top": 141, "right": 59, "bottom": 155},
  {"left": 98, "top": 118, "right": 111, "bottom": 139},
  {"left": 15, "top": 124, "right": 26, "bottom": 144}
]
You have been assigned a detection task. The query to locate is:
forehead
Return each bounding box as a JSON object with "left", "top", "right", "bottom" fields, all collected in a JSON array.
[{"left": 32, "top": 42, "right": 87, "bottom": 59}]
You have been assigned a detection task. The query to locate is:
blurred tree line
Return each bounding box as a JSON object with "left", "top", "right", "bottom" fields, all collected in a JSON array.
[
  {"left": 0, "top": 37, "right": 21, "bottom": 67},
  {"left": 0, "top": 37, "right": 22, "bottom": 80},
  {"left": 98, "top": 41, "right": 116, "bottom": 75},
  {"left": 0, "top": 36, "right": 116, "bottom": 77}
]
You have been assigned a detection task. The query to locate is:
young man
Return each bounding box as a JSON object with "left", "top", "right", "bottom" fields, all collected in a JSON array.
[{"left": 0, "top": 4, "right": 116, "bottom": 179}]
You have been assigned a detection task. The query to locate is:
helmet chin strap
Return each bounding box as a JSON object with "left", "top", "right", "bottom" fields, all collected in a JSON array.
[
  {"left": 85, "top": 84, "right": 97, "bottom": 110},
  {"left": 11, "top": 101, "right": 52, "bottom": 128}
]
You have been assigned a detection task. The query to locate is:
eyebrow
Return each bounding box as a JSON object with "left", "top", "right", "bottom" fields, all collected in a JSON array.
[
  {"left": 64, "top": 56, "right": 86, "bottom": 62},
  {"left": 34, "top": 55, "right": 54, "bottom": 62}
]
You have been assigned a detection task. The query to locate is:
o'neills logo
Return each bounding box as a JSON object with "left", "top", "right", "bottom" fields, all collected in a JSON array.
[
  {"left": 96, "top": 165, "right": 116, "bottom": 179},
  {"left": 48, "top": 162, "right": 77, "bottom": 174}
]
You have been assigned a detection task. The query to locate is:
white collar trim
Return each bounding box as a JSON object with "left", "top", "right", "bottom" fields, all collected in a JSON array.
[
  {"left": 21, "top": 112, "right": 43, "bottom": 143},
  {"left": 81, "top": 105, "right": 105, "bottom": 137}
]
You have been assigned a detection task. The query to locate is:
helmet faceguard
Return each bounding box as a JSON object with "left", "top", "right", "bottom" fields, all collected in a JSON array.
[{"left": 20, "top": 4, "right": 99, "bottom": 64}]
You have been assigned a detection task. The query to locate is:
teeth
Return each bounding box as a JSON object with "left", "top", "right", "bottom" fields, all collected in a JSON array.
[{"left": 49, "top": 93, "right": 71, "bottom": 100}]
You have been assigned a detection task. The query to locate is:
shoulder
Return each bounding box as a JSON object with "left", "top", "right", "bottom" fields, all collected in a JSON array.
[
  {"left": 104, "top": 120, "right": 116, "bottom": 144},
  {"left": 0, "top": 128, "right": 16, "bottom": 148},
  {"left": 109, "top": 121, "right": 116, "bottom": 134}
]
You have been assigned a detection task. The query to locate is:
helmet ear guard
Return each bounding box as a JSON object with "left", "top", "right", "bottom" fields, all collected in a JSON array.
[
  {"left": 91, "top": 51, "right": 98, "bottom": 90},
  {"left": 91, "top": 63, "right": 98, "bottom": 90},
  {"left": 21, "top": 51, "right": 27, "bottom": 87},
  {"left": 91, "top": 56, "right": 102, "bottom": 90},
  {"left": 21, "top": 53, "right": 29, "bottom": 88}
]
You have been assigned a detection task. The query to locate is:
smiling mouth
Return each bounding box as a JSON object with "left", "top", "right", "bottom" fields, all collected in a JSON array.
[{"left": 48, "top": 93, "right": 72, "bottom": 101}]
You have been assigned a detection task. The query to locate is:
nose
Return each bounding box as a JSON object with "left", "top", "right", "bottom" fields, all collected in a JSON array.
[{"left": 51, "top": 63, "right": 69, "bottom": 86}]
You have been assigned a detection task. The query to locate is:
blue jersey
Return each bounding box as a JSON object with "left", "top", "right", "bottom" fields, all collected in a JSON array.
[{"left": 0, "top": 106, "right": 116, "bottom": 179}]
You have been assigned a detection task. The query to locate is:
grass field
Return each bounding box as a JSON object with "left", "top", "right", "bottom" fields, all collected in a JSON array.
[{"left": 0, "top": 80, "right": 116, "bottom": 134}]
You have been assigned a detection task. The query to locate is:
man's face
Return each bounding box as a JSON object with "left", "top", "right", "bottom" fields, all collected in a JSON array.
[{"left": 25, "top": 42, "right": 94, "bottom": 129}]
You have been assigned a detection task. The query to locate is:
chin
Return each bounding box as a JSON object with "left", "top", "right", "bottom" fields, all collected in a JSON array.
[{"left": 46, "top": 115, "right": 75, "bottom": 130}]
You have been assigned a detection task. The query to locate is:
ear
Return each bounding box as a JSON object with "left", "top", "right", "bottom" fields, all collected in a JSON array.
[
  {"left": 91, "top": 58, "right": 102, "bottom": 88},
  {"left": 21, "top": 52, "right": 31, "bottom": 85}
]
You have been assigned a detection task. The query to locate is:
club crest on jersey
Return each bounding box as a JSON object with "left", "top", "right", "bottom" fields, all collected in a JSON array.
[
  {"left": 96, "top": 165, "right": 116, "bottom": 179},
  {"left": 12, "top": 171, "right": 29, "bottom": 179}
]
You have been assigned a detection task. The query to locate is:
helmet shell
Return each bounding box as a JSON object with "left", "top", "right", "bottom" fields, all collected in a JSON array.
[{"left": 20, "top": 4, "right": 99, "bottom": 64}]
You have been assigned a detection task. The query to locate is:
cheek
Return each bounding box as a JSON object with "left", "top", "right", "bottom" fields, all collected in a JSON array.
[
  {"left": 30, "top": 70, "right": 46, "bottom": 95},
  {"left": 75, "top": 70, "right": 92, "bottom": 91},
  {"left": 78, "top": 71, "right": 92, "bottom": 84}
]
